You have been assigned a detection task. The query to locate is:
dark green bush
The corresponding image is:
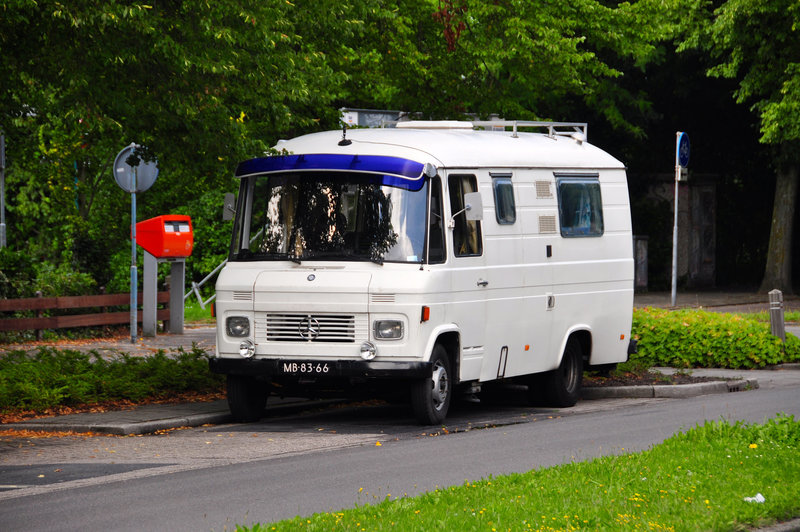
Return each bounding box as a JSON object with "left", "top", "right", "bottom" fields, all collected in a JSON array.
[
  {"left": 0, "top": 346, "right": 223, "bottom": 412},
  {"left": 632, "top": 307, "right": 800, "bottom": 369}
]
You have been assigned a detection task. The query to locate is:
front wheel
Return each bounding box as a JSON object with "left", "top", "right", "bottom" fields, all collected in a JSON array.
[
  {"left": 410, "top": 345, "right": 452, "bottom": 425},
  {"left": 540, "top": 337, "right": 584, "bottom": 407},
  {"left": 226, "top": 375, "right": 268, "bottom": 422}
]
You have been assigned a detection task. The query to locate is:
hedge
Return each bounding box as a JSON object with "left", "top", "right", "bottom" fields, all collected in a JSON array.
[{"left": 632, "top": 307, "right": 800, "bottom": 369}]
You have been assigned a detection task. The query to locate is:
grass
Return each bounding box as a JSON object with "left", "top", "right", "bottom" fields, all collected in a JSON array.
[
  {"left": 736, "top": 310, "right": 800, "bottom": 325},
  {"left": 184, "top": 298, "right": 215, "bottom": 323},
  {"left": 238, "top": 415, "right": 800, "bottom": 532}
]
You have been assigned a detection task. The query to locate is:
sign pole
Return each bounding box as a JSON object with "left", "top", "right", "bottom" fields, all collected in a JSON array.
[
  {"left": 670, "top": 133, "right": 680, "bottom": 307},
  {"left": 130, "top": 167, "right": 138, "bottom": 344},
  {"left": 671, "top": 132, "right": 690, "bottom": 307},
  {"left": 113, "top": 142, "right": 158, "bottom": 344}
]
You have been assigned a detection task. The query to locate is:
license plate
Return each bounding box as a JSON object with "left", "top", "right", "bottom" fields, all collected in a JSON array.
[{"left": 280, "top": 361, "right": 331, "bottom": 375}]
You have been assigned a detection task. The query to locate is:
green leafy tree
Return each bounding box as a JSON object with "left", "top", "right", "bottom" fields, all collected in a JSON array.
[
  {"left": 0, "top": 0, "right": 352, "bottom": 292},
  {"left": 680, "top": 0, "right": 800, "bottom": 292},
  {"left": 0, "top": 0, "right": 687, "bottom": 298},
  {"left": 337, "top": 0, "right": 677, "bottom": 136}
]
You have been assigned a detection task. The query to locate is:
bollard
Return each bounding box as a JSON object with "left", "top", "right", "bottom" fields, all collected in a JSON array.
[{"left": 769, "top": 289, "right": 785, "bottom": 342}]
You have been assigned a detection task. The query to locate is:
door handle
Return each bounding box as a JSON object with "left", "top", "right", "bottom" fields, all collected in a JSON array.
[{"left": 477, "top": 279, "right": 489, "bottom": 287}]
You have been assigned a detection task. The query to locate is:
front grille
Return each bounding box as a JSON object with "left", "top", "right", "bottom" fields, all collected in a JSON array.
[{"left": 265, "top": 313, "right": 357, "bottom": 343}]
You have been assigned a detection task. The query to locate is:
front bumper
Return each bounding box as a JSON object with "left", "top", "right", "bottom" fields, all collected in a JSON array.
[{"left": 209, "top": 357, "right": 432, "bottom": 380}]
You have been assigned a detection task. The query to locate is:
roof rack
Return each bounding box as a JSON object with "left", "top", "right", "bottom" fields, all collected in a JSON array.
[
  {"left": 471, "top": 120, "right": 588, "bottom": 140},
  {"left": 384, "top": 119, "right": 588, "bottom": 141}
]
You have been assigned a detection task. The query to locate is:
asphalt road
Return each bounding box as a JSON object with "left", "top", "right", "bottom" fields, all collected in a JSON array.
[{"left": 1, "top": 375, "right": 798, "bottom": 532}]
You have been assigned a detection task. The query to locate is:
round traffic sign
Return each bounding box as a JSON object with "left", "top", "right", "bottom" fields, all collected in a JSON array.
[
  {"left": 113, "top": 143, "right": 159, "bottom": 193},
  {"left": 678, "top": 132, "right": 690, "bottom": 168}
]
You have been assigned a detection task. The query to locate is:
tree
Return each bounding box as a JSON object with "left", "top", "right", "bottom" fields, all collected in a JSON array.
[
  {"left": 680, "top": 0, "right": 800, "bottom": 292},
  {"left": 0, "top": 1, "right": 353, "bottom": 289},
  {"left": 0, "top": 0, "right": 687, "bottom": 296},
  {"left": 335, "top": 0, "right": 676, "bottom": 136}
]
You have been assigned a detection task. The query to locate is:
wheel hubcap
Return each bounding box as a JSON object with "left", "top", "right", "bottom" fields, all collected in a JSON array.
[{"left": 431, "top": 361, "right": 449, "bottom": 410}]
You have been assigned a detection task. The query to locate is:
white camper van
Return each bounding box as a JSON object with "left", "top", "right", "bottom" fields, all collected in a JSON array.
[{"left": 210, "top": 120, "right": 635, "bottom": 425}]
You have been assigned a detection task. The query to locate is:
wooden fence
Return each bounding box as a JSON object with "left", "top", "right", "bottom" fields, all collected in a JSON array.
[{"left": 0, "top": 291, "right": 170, "bottom": 337}]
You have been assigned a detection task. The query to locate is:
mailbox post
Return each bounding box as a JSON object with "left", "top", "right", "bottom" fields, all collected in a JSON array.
[{"left": 136, "top": 215, "right": 194, "bottom": 336}]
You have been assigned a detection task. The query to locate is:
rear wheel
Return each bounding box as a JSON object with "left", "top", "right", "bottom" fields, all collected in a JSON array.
[
  {"left": 226, "top": 375, "right": 268, "bottom": 422},
  {"left": 410, "top": 345, "right": 452, "bottom": 425},
  {"left": 540, "top": 337, "right": 584, "bottom": 407}
]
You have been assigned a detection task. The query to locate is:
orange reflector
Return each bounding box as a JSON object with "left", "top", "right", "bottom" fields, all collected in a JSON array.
[
  {"left": 421, "top": 306, "right": 430, "bottom": 322},
  {"left": 620, "top": 334, "right": 625, "bottom": 340},
  {"left": 524, "top": 345, "right": 530, "bottom": 351}
]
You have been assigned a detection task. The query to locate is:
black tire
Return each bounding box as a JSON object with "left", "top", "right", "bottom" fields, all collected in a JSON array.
[
  {"left": 410, "top": 345, "right": 452, "bottom": 425},
  {"left": 226, "top": 375, "right": 268, "bottom": 422},
  {"left": 540, "top": 337, "right": 584, "bottom": 407}
]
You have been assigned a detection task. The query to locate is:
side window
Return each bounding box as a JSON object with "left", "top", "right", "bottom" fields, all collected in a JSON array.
[
  {"left": 427, "top": 176, "right": 446, "bottom": 263},
  {"left": 491, "top": 175, "right": 516, "bottom": 225},
  {"left": 556, "top": 176, "right": 604, "bottom": 237},
  {"left": 448, "top": 174, "right": 483, "bottom": 256}
]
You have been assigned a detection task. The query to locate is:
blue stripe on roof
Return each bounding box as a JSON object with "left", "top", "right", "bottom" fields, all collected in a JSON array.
[{"left": 235, "top": 154, "right": 427, "bottom": 184}]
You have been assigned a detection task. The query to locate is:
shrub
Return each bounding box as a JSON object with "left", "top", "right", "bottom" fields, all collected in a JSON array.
[
  {"left": 632, "top": 307, "right": 800, "bottom": 369},
  {"left": 33, "top": 262, "right": 97, "bottom": 297},
  {"left": 0, "top": 346, "right": 223, "bottom": 412}
]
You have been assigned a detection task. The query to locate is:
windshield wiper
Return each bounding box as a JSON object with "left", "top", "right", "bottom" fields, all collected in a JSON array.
[{"left": 235, "top": 251, "right": 302, "bottom": 263}]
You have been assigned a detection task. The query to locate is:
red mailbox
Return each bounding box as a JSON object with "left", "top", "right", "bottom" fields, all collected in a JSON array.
[{"left": 136, "top": 215, "right": 194, "bottom": 258}]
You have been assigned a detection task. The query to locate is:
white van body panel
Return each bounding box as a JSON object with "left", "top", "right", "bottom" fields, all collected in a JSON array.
[{"left": 213, "top": 122, "right": 634, "bottom": 416}]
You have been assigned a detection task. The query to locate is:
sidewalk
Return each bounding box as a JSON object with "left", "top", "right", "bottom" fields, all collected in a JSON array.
[{"left": 634, "top": 290, "right": 800, "bottom": 313}]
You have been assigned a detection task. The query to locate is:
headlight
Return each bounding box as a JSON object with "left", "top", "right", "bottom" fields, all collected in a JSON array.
[
  {"left": 373, "top": 320, "right": 403, "bottom": 340},
  {"left": 360, "top": 341, "right": 377, "bottom": 360},
  {"left": 239, "top": 339, "right": 255, "bottom": 359},
  {"left": 226, "top": 316, "right": 250, "bottom": 337}
]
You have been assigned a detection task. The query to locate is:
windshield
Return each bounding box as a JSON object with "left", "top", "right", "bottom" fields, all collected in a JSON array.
[{"left": 230, "top": 172, "right": 429, "bottom": 263}]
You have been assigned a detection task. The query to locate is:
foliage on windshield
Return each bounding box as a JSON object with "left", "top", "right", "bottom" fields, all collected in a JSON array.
[{"left": 231, "top": 173, "right": 427, "bottom": 263}]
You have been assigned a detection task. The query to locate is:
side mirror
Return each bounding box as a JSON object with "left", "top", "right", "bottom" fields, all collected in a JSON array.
[
  {"left": 448, "top": 191, "right": 484, "bottom": 228},
  {"left": 464, "top": 192, "right": 483, "bottom": 221},
  {"left": 223, "top": 192, "right": 236, "bottom": 221}
]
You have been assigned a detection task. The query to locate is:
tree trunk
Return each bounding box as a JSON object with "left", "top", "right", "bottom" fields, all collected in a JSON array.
[{"left": 760, "top": 161, "right": 799, "bottom": 294}]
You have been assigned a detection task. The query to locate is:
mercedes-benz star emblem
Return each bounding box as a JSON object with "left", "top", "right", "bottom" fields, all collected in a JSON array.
[{"left": 298, "top": 316, "right": 321, "bottom": 340}]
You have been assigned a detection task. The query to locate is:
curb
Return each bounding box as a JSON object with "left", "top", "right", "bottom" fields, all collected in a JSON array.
[
  {"left": 757, "top": 517, "right": 800, "bottom": 532},
  {"left": 581, "top": 379, "right": 759, "bottom": 400},
  {"left": 2, "top": 399, "right": 342, "bottom": 436},
  {"left": 3, "top": 411, "right": 234, "bottom": 436}
]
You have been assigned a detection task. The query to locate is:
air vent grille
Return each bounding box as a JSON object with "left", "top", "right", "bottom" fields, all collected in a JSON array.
[
  {"left": 539, "top": 215, "right": 557, "bottom": 234},
  {"left": 233, "top": 291, "right": 253, "bottom": 301},
  {"left": 535, "top": 181, "right": 553, "bottom": 199},
  {"left": 371, "top": 294, "right": 396, "bottom": 303}
]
